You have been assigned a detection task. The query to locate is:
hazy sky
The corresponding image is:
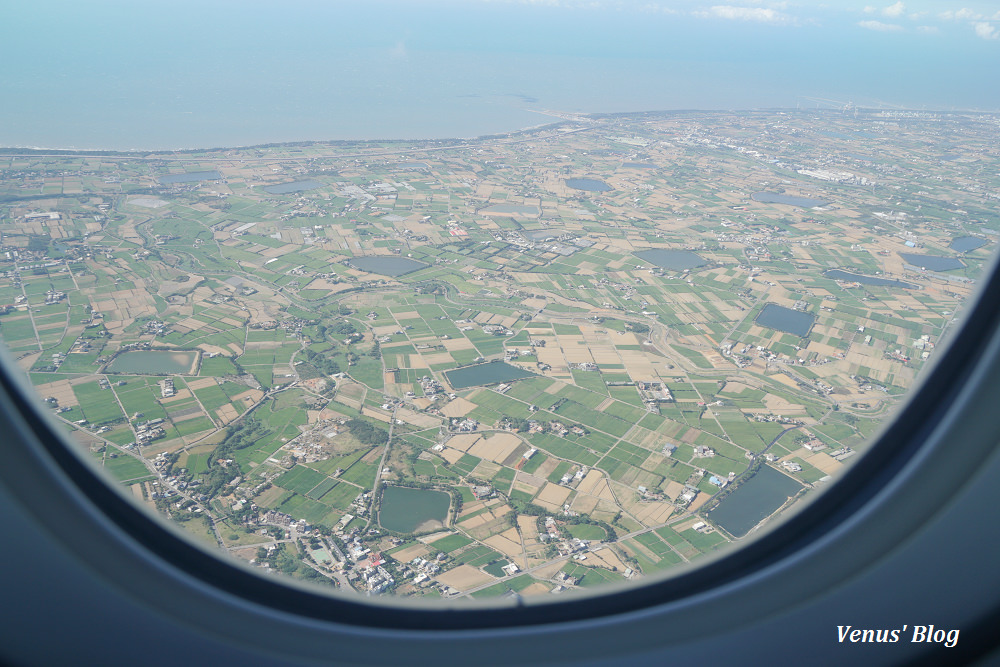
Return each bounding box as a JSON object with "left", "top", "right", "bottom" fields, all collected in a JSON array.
[{"left": 2, "top": 0, "right": 997, "bottom": 148}]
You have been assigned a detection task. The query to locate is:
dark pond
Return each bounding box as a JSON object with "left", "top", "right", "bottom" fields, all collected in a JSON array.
[
  {"left": 105, "top": 350, "right": 199, "bottom": 374},
  {"left": 950, "top": 236, "right": 988, "bottom": 253},
  {"left": 262, "top": 179, "right": 323, "bottom": 194},
  {"left": 350, "top": 256, "right": 429, "bottom": 276},
  {"left": 524, "top": 230, "right": 558, "bottom": 242},
  {"left": 634, "top": 249, "right": 707, "bottom": 271},
  {"left": 755, "top": 303, "right": 815, "bottom": 337},
  {"left": 709, "top": 465, "right": 804, "bottom": 538},
  {"left": 159, "top": 170, "right": 221, "bottom": 184},
  {"left": 482, "top": 204, "right": 540, "bottom": 215},
  {"left": 445, "top": 360, "right": 535, "bottom": 390},
  {"left": 565, "top": 178, "right": 613, "bottom": 192},
  {"left": 899, "top": 253, "right": 965, "bottom": 272},
  {"left": 823, "top": 269, "right": 917, "bottom": 289},
  {"left": 751, "top": 192, "right": 829, "bottom": 208},
  {"left": 379, "top": 486, "right": 451, "bottom": 533}
]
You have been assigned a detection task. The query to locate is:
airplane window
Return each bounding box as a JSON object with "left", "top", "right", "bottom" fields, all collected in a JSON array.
[{"left": 1, "top": 0, "right": 998, "bottom": 612}]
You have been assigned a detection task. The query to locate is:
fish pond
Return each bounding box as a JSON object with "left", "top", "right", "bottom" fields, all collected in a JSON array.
[
  {"left": 751, "top": 192, "right": 828, "bottom": 208},
  {"left": 262, "top": 179, "right": 323, "bottom": 195},
  {"left": 755, "top": 304, "right": 815, "bottom": 337},
  {"left": 158, "top": 170, "right": 221, "bottom": 184},
  {"left": 379, "top": 486, "right": 451, "bottom": 534},
  {"left": 481, "top": 203, "right": 541, "bottom": 215},
  {"left": 349, "top": 256, "right": 429, "bottom": 276},
  {"left": 899, "top": 253, "right": 965, "bottom": 272},
  {"left": 708, "top": 465, "right": 804, "bottom": 538},
  {"left": 565, "top": 178, "right": 612, "bottom": 192},
  {"left": 950, "top": 236, "right": 988, "bottom": 253},
  {"left": 105, "top": 350, "right": 199, "bottom": 375},
  {"left": 634, "top": 249, "right": 707, "bottom": 271},
  {"left": 823, "top": 269, "right": 917, "bottom": 289},
  {"left": 444, "top": 360, "right": 535, "bottom": 390}
]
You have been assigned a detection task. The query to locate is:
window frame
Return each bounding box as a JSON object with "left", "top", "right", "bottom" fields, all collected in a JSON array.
[{"left": 1, "top": 243, "right": 1000, "bottom": 665}]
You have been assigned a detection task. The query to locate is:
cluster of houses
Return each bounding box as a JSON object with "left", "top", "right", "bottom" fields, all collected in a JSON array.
[
  {"left": 134, "top": 417, "right": 165, "bottom": 444},
  {"left": 450, "top": 417, "right": 479, "bottom": 432}
]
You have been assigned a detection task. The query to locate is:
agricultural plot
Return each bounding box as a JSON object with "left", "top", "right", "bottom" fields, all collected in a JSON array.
[{"left": 0, "top": 109, "right": 985, "bottom": 600}]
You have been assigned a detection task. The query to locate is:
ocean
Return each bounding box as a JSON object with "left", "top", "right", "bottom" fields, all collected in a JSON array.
[{"left": 2, "top": 1, "right": 996, "bottom": 151}]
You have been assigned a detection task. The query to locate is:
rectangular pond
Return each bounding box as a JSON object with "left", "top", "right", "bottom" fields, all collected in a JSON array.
[
  {"left": 950, "top": 236, "right": 988, "bottom": 253},
  {"left": 899, "top": 253, "right": 965, "bottom": 272},
  {"left": 105, "top": 350, "right": 199, "bottom": 375},
  {"left": 708, "top": 465, "right": 804, "bottom": 538},
  {"left": 751, "top": 191, "right": 828, "bottom": 208},
  {"left": 262, "top": 179, "right": 324, "bottom": 195},
  {"left": 481, "top": 204, "right": 541, "bottom": 215},
  {"left": 755, "top": 303, "right": 815, "bottom": 337},
  {"left": 379, "top": 486, "right": 451, "bottom": 534},
  {"left": 823, "top": 269, "right": 917, "bottom": 289},
  {"left": 158, "top": 170, "right": 222, "bottom": 184},
  {"left": 444, "top": 360, "right": 536, "bottom": 390},
  {"left": 634, "top": 249, "right": 707, "bottom": 271},
  {"left": 565, "top": 178, "right": 612, "bottom": 192},
  {"left": 349, "top": 256, "right": 429, "bottom": 277}
]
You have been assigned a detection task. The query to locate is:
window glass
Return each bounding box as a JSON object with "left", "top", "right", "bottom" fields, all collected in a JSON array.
[{"left": 0, "top": 0, "right": 997, "bottom": 601}]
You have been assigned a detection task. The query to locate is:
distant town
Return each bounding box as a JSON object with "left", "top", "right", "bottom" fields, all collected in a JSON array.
[{"left": 0, "top": 107, "right": 994, "bottom": 599}]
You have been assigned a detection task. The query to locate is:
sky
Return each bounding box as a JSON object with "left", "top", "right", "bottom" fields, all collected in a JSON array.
[{"left": 1, "top": 0, "right": 997, "bottom": 149}]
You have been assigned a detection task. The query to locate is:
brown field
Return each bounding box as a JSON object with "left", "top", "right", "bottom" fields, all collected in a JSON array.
[
  {"left": 361, "top": 406, "right": 392, "bottom": 422},
  {"left": 435, "top": 564, "right": 495, "bottom": 591},
  {"left": 534, "top": 482, "right": 572, "bottom": 511},
  {"left": 444, "top": 433, "right": 481, "bottom": 452},
  {"left": 440, "top": 397, "right": 476, "bottom": 417},
  {"left": 438, "top": 447, "right": 465, "bottom": 464},
  {"left": 391, "top": 543, "right": 432, "bottom": 563},
  {"left": 467, "top": 432, "right": 522, "bottom": 463},
  {"left": 519, "top": 582, "right": 551, "bottom": 596},
  {"left": 484, "top": 529, "right": 526, "bottom": 566},
  {"left": 185, "top": 377, "right": 218, "bottom": 391}
]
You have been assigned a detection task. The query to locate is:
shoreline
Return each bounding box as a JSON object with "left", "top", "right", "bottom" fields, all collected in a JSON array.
[{"left": 5, "top": 106, "right": 993, "bottom": 156}]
